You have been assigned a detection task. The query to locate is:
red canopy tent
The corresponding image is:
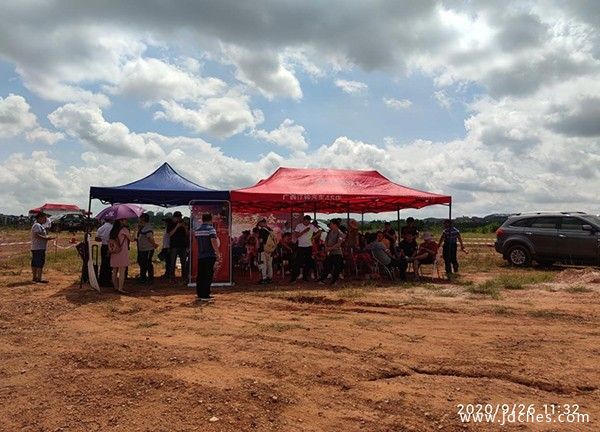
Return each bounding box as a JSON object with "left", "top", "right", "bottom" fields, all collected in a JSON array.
[
  {"left": 28, "top": 203, "right": 85, "bottom": 216},
  {"left": 231, "top": 167, "right": 452, "bottom": 216}
]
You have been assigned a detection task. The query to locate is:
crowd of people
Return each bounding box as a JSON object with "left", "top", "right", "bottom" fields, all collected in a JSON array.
[
  {"left": 29, "top": 210, "right": 465, "bottom": 301},
  {"left": 233, "top": 215, "right": 467, "bottom": 285}
]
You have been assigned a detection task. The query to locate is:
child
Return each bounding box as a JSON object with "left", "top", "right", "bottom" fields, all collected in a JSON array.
[
  {"left": 438, "top": 219, "right": 466, "bottom": 279},
  {"left": 311, "top": 230, "right": 326, "bottom": 280}
]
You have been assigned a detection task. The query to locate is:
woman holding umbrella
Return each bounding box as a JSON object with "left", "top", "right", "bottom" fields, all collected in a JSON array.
[{"left": 109, "top": 219, "right": 132, "bottom": 293}]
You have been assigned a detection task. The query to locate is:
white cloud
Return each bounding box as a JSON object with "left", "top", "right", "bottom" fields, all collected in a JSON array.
[
  {"left": 49, "top": 103, "right": 164, "bottom": 158},
  {"left": 382, "top": 97, "right": 412, "bottom": 110},
  {"left": 154, "top": 93, "right": 263, "bottom": 139},
  {"left": 223, "top": 45, "right": 302, "bottom": 100},
  {"left": 335, "top": 79, "right": 368, "bottom": 94},
  {"left": 433, "top": 90, "right": 452, "bottom": 109},
  {"left": 107, "top": 57, "right": 226, "bottom": 102},
  {"left": 0, "top": 94, "right": 63, "bottom": 144},
  {"left": 251, "top": 119, "right": 308, "bottom": 152}
]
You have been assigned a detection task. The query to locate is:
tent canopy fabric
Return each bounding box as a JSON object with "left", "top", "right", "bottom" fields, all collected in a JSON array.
[
  {"left": 90, "top": 163, "right": 229, "bottom": 207},
  {"left": 231, "top": 167, "right": 451, "bottom": 213},
  {"left": 29, "top": 203, "right": 84, "bottom": 215}
]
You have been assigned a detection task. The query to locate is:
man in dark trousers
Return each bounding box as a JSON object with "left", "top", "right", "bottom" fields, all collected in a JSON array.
[
  {"left": 290, "top": 215, "right": 318, "bottom": 283},
  {"left": 95, "top": 218, "right": 113, "bottom": 287},
  {"left": 318, "top": 219, "right": 346, "bottom": 285},
  {"left": 194, "top": 213, "right": 221, "bottom": 302},
  {"left": 168, "top": 211, "right": 189, "bottom": 281}
]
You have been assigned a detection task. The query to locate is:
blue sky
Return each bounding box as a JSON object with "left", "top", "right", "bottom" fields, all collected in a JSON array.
[{"left": 0, "top": 1, "right": 599, "bottom": 217}]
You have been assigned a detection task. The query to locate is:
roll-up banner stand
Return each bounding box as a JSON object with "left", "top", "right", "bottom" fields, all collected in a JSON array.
[{"left": 188, "top": 200, "right": 233, "bottom": 287}]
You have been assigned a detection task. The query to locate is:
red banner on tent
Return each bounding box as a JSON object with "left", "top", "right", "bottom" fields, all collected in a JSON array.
[{"left": 189, "top": 201, "right": 232, "bottom": 286}]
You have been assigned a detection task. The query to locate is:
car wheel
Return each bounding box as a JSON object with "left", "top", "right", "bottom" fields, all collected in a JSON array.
[{"left": 506, "top": 244, "right": 531, "bottom": 267}]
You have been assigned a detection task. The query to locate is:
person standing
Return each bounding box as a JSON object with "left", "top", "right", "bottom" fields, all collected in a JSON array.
[
  {"left": 438, "top": 219, "right": 466, "bottom": 279},
  {"left": 401, "top": 217, "right": 419, "bottom": 246},
  {"left": 194, "top": 213, "right": 221, "bottom": 302},
  {"left": 168, "top": 211, "right": 189, "bottom": 281},
  {"left": 290, "top": 215, "right": 318, "bottom": 283},
  {"left": 31, "top": 212, "right": 55, "bottom": 283},
  {"left": 318, "top": 219, "right": 346, "bottom": 285},
  {"left": 256, "top": 218, "right": 275, "bottom": 284},
  {"left": 136, "top": 213, "right": 158, "bottom": 283},
  {"left": 109, "top": 219, "right": 132, "bottom": 293},
  {"left": 95, "top": 218, "right": 113, "bottom": 287}
]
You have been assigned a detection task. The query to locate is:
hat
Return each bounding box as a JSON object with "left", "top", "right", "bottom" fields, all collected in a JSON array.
[
  {"left": 258, "top": 218, "right": 267, "bottom": 223},
  {"left": 35, "top": 211, "right": 49, "bottom": 219},
  {"left": 173, "top": 211, "right": 182, "bottom": 217},
  {"left": 348, "top": 219, "right": 359, "bottom": 229},
  {"left": 422, "top": 232, "right": 433, "bottom": 241}
]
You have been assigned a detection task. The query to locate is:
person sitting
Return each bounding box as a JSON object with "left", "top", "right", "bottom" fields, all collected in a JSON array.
[
  {"left": 383, "top": 222, "right": 397, "bottom": 248},
  {"left": 395, "top": 232, "right": 417, "bottom": 281},
  {"left": 412, "top": 232, "right": 439, "bottom": 279},
  {"left": 273, "top": 232, "right": 294, "bottom": 275},
  {"left": 367, "top": 231, "right": 401, "bottom": 270}
]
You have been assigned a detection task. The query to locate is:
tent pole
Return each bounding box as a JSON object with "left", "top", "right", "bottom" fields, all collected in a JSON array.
[
  {"left": 86, "top": 194, "right": 92, "bottom": 234},
  {"left": 313, "top": 203, "right": 317, "bottom": 222},
  {"left": 361, "top": 211, "right": 364, "bottom": 232},
  {"left": 346, "top": 203, "right": 350, "bottom": 227},
  {"left": 449, "top": 201, "right": 452, "bottom": 221},
  {"left": 396, "top": 207, "right": 401, "bottom": 236}
]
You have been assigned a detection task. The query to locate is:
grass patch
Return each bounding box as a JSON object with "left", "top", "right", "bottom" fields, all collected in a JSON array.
[
  {"left": 336, "top": 287, "right": 366, "bottom": 299},
  {"left": 492, "top": 305, "right": 515, "bottom": 315},
  {"left": 136, "top": 321, "right": 159, "bottom": 328},
  {"left": 527, "top": 310, "right": 563, "bottom": 319},
  {"left": 258, "top": 322, "right": 306, "bottom": 332},
  {"left": 467, "top": 281, "right": 502, "bottom": 299},
  {"left": 565, "top": 285, "right": 593, "bottom": 293},
  {"left": 434, "top": 290, "right": 457, "bottom": 297}
]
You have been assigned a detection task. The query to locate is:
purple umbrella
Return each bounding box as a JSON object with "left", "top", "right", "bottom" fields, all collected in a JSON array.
[{"left": 95, "top": 204, "right": 144, "bottom": 221}]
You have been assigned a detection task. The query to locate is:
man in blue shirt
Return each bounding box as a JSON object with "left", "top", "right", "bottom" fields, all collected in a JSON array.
[
  {"left": 194, "top": 213, "right": 221, "bottom": 302},
  {"left": 438, "top": 219, "right": 466, "bottom": 279}
]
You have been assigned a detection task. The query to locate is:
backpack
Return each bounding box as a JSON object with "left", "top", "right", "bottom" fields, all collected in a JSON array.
[
  {"left": 108, "top": 238, "right": 122, "bottom": 255},
  {"left": 263, "top": 230, "right": 278, "bottom": 254}
]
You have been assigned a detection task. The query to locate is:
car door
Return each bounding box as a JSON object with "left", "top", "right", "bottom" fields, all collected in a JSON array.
[
  {"left": 525, "top": 216, "right": 560, "bottom": 258},
  {"left": 559, "top": 217, "right": 599, "bottom": 264}
]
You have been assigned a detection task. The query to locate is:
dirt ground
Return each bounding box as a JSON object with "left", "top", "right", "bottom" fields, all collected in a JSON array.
[{"left": 0, "top": 237, "right": 599, "bottom": 431}]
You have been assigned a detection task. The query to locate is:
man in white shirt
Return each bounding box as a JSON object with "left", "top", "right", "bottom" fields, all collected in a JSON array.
[
  {"left": 290, "top": 215, "right": 318, "bottom": 283},
  {"left": 31, "top": 212, "right": 55, "bottom": 283},
  {"left": 95, "top": 218, "right": 113, "bottom": 287}
]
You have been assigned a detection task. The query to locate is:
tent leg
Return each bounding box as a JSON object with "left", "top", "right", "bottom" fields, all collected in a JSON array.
[
  {"left": 448, "top": 202, "right": 452, "bottom": 221},
  {"left": 313, "top": 203, "right": 317, "bottom": 222},
  {"left": 346, "top": 204, "right": 350, "bottom": 227},
  {"left": 396, "top": 207, "right": 400, "bottom": 236},
  {"left": 361, "top": 211, "right": 364, "bottom": 232}
]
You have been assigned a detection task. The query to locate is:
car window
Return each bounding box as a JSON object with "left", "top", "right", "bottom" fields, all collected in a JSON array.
[
  {"left": 529, "top": 217, "right": 559, "bottom": 229},
  {"left": 561, "top": 217, "right": 587, "bottom": 230},
  {"left": 510, "top": 218, "right": 534, "bottom": 227}
]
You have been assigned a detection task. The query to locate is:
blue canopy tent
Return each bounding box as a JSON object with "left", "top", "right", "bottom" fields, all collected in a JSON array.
[{"left": 89, "top": 162, "right": 229, "bottom": 208}]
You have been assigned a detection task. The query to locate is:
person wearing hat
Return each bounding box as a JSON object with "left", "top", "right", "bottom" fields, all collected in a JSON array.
[
  {"left": 290, "top": 215, "right": 318, "bottom": 283},
  {"left": 95, "top": 217, "right": 113, "bottom": 287},
  {"left": 167, "top": 211, "right": 189, "bottom": 281},
  {"left": 412, "top": 232, "right": 439, "bottom": 279},
  {"left": 31, "top": 212, "right": 55, "bottom": 283}
]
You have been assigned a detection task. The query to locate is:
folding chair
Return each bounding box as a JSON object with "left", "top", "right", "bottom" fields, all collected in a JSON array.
[
  {"left": 371, "top": 251, "right": 395, "bottom": 281},
  {"left": 417, "top": 256, "right": 442, "bottom": 279}
]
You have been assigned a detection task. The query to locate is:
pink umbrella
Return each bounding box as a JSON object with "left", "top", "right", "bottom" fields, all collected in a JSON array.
[{"left": 95, "top": 204, "right": 144, "bottom": 221}]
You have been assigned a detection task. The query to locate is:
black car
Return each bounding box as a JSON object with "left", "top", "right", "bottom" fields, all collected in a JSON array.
[
  {"left": 495, "top": 212, "right": 600, "bottom": 267},
  {"left": 51, "top": 213, "right": 90, "bottom": 232}
]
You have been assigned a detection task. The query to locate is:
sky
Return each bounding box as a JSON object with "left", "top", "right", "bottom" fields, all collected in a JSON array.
[{"left": 0, "top": 1, "right": 599, "bottom": 218}]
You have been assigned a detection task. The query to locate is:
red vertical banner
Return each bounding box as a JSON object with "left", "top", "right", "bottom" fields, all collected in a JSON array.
[{"left": 189, "top": 201, "right": 232, "bottom": 286}]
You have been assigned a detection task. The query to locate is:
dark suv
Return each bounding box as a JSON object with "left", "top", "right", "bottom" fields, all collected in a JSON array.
[
  {"left": 495, "top": 212, "right": 600, "bottom": 267},
  {"left": 51, "top": 213, "right": 89, "bottom": 232}
]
